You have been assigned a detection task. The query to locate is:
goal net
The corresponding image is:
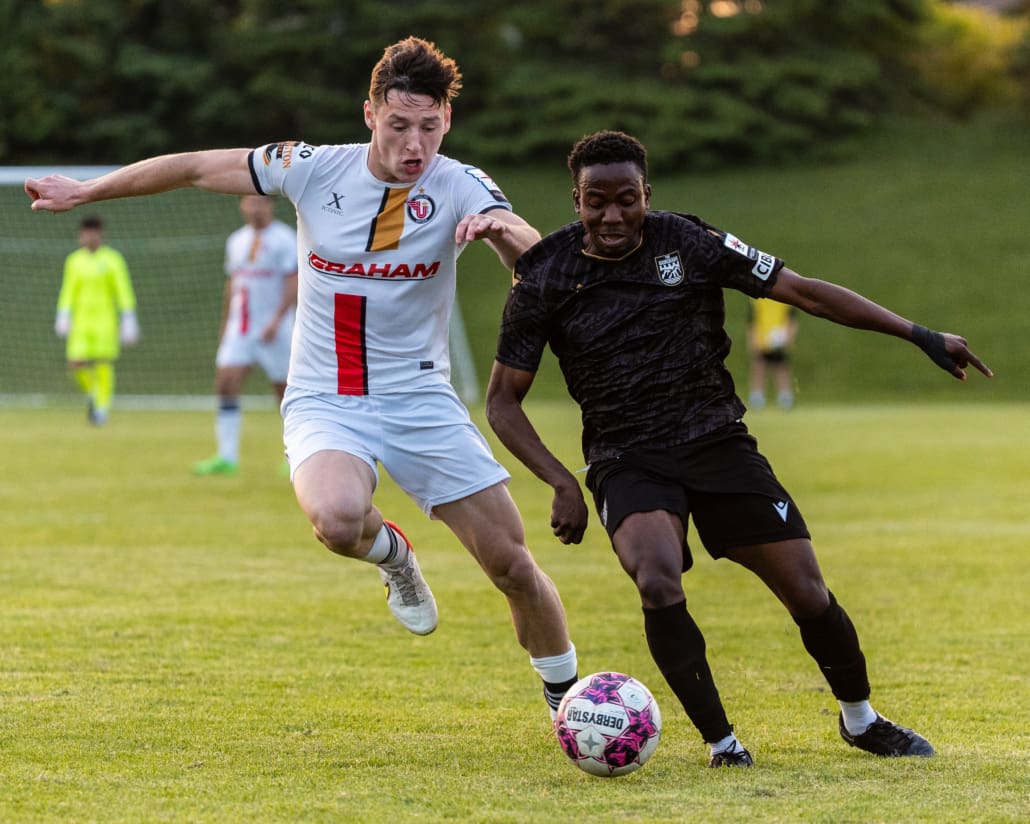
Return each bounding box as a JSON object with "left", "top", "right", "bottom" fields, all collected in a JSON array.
[{"left": 0, "top": 167, "right": 479, "bottom": 407}]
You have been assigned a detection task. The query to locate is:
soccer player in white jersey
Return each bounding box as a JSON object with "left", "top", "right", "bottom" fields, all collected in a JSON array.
[
  {"left": 194, "top": 195, "right": 298, "bottom": 476},
  {"left": 26, "top": 37, "right": 579, "bottom": 720}
]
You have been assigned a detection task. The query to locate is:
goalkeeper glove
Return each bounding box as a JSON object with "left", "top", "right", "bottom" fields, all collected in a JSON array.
[
  {"left": 54, "top": 310, "right": 71, "bottom": 338},
  {"left": 119, "top": 311, "right": 140, "bottom": 346}
]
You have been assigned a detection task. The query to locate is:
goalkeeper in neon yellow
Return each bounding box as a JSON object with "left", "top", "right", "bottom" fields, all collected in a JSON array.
[{"left": 55, "top": 216, "right": 139, "bottom": 424}]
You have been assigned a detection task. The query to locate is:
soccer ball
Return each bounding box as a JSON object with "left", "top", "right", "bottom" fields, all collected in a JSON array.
[{"left": 554, "top": 671, "right": 661, "bottom": 777}]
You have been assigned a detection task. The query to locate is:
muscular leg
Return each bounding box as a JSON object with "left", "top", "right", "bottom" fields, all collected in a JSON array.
[
  {"left": 434, "top": 483, "right": 570, "bottom": 658},
  {"left": 213, "top": 365, "right": 249, "bottom": 464},
  {"left": 271, "top": 380, "right": 287, "bottom": 407},
  {"left": 724, "top": 538, "right": 870, "bottom": 701},
  {"left": 724, "top": 538, "right": 934, "bottom": 755},
  {"left": 292, "top": 449, "right": 382, "bottom": 557},
  {"left": 435, "top": 484, "right": 577, "bottom": 712},
  {"left": 68, "top": 359, "right": 95, "bottom": 405},
  {"left": 613, "top": 511, "right": 735, "bottom": 746},
  {"left": 748, "top": 355, "right": 767, "bottom": 408}
]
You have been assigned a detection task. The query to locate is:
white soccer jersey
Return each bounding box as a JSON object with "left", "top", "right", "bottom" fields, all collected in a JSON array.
[
  {"left": 249, "top": 141, "right": 511, "bottom": 395},
  {"left": 223, "top": 219, "right": 298, "bottom": 337}
]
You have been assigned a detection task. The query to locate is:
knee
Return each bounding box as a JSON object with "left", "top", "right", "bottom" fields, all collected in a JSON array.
[
  {"left": 785, "top": 577, "right": 831, "bottom": 621},
  {"left": 634, "top": 568, "right": 685, "bottom": 610},
  {"left": 310, "top": 507, "right": 367, "bottom": 556},
  {"left": 482, "top": 545, "right": 542, "bottom": 598}
]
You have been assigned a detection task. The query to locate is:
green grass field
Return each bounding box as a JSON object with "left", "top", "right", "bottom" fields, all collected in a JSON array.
[{"left": 2, "top": 402, "right": 1027, "bottom": 822}]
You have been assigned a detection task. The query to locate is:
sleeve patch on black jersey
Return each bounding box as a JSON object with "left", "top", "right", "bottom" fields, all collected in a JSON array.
[
  {"left": 752, "top": 252, "right": 776, "bottom": 280},
  {"left": 723, "top": 232, "right": 752, "bottom": 257},
  {"left": 724, "top": 232, "right": 775, "bottom": 281}
]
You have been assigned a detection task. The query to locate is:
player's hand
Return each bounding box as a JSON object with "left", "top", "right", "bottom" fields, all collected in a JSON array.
[
  {"left": 942, "top": 333, "right": 992, "bottom": 380},
  {"left": 54, "top": 312, "right": 71, "bottom": 338},
  {"left": 119, "top": 312, "right": 140, "bottom": 346},
  {"left": 455, "top": 213, "right": 509, "bottom": 245},
  {"left": 913, "top": 325, "right": 993, "bottom": 380},
  {"left": 551, "top": 482, "right": 589, "bottom": 545},
  {"left": 25, "top": 175, "right": 87, "bottom": 213},
  {"left": 259, "top": 321, "right": 277, "bottom": 343}
]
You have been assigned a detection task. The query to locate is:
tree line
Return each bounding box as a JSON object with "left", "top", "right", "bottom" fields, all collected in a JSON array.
[{"left": 2, "top": 0, "right": 1026, "bottom": 171}]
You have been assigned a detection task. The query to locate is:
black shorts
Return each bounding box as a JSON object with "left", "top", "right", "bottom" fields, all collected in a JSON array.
[
  {"left": 585, "top": 422, "right": 810, "bottom": 567},
  {"left": 760, "top": 348, "right": 790, "bottom": 364}
]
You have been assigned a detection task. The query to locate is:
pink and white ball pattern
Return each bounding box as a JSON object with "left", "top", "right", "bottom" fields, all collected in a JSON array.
[{"left": 554, "top": 672, "right": 662, "bottom": 777}]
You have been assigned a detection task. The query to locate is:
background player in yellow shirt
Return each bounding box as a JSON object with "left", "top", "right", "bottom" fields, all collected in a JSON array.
[
  {"left": 54, "top": 216, "right": 139, "bottom": 424},
  {"left": 747, "top": 296, "right": 797, "bottom": 410}
]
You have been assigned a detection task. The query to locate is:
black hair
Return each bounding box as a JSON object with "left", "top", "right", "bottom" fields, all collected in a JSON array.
[{"left": 567, "top": 130, "right": 648, "bottom": 185}]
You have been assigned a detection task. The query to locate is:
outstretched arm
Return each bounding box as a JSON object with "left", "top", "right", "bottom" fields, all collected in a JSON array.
[
  {"left": 455, "top": 209, "right": 541, "bottom": 271},
  {"left": 486, "top": 361, "right": 589, "bottom": 545},
  {"left": 769, "top": 267, "right": 993, "bottom": 381},
  {"left": 26, "top": 149, "right": 257, "bottom": 213}
]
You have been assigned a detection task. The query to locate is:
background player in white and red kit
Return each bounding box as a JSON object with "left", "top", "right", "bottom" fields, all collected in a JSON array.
[
  {"left": 25, "top": 37, "right": 579, "bottom": 720},
  {"left": 194, "top": 194, "right": 298, "bottom": 476}
]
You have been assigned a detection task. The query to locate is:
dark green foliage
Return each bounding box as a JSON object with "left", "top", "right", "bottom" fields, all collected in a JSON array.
[{"left": 6, "top": 0, "right": 1004, "bottom": 169}]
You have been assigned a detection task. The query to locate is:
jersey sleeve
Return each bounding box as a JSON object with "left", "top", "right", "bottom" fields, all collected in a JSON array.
[
  {"left": 108, "top": 249, "right": 137, "bottom": 313},
  {"left": 454, "top": 164, "right": 513, "bottom": 218},
  {"left": 223, "top": 233, "right": 233, "bottom": 278},
  {"left": 56, "top": 253, "right": 77, "bottom": 313},
  {"left": 248, "top": 141, "right": 318, "bottom": 204},
  {"left": 495, "top": 272, "right": 549, "bottom": 373},
  {"left": 681, "top": 215, "right": 784, "bottom": 298}
]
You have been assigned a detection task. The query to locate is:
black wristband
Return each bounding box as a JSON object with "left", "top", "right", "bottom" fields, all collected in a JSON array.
[{"left": 912, "top": 324, "right": 952, "bottom": 372}]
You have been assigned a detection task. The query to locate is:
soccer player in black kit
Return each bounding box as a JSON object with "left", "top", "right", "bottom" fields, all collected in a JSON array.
[{"left": 486, "top": 130, "right": 992, "bottom": 768}]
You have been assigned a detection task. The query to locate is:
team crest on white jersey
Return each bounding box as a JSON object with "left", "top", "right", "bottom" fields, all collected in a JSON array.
[
  {"left": 406, "top": 193, "right": 436, "bottom": 224},
  {"left": 655, "top": 252, "right": 685, "bottom": 286}
]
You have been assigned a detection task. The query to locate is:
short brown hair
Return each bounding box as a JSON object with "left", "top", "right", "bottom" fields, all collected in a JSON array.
[{"left": 368, "top": 36, "right": 462, "bottom": 107}]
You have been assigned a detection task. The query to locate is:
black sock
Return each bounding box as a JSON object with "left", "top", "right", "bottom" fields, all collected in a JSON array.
[
  {"left": 643, "top": 600, "right": 732, "bottom": 743},
  {"left": 794, "top": 591, "right": 871, "bottom": 702},
  {"left": 543, "top": 676, "right": 580, "bottom": 711}
]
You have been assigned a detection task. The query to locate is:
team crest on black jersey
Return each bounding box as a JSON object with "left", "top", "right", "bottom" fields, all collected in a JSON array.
[
  {"left": 406, "top": 193, "right": 436, "bottom": 224},
  {"left": 655, "top": 252, "right": 685, "bottom": 286}
]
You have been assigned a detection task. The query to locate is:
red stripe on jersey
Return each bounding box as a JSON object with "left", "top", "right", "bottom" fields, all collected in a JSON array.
[{"left": 334, "top": 293, "right": 368, "bottom": 395}]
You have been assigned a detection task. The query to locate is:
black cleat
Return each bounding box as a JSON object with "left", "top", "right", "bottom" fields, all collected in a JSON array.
[
  {"left": 708, "top": 747, "right": 754, "bottom": 768},
  {"left": 839, "top": 712, "right": 935, "bottom": 757}
]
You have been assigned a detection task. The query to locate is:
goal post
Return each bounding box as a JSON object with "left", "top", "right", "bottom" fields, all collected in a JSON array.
[{"left": 0, "top": 167, "right": 480, "bottom": 407}]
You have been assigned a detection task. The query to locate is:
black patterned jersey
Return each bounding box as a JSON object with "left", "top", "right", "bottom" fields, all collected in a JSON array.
[{"left": 496, "top": 211, "right": 784, "bottom": 464}]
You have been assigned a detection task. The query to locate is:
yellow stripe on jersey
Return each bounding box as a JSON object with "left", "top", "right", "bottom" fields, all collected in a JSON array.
[
  {"left": 247, "top": 229, "right": 261, "bottom": 262},
  {"left": 367, "top": 187, "right": 412, "bottom": 251}
]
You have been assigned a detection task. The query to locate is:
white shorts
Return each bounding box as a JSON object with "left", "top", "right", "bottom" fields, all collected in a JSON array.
[
  {"left": 215, "top": 320, "right": 292, "bottom": 383},
  {"left": 281, "top": 383, "right": 510, "bottom": 516}
]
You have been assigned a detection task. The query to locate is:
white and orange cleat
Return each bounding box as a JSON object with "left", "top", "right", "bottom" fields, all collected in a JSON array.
[{"left": 377, "top": 520, "right": 438, "bottom": 635}]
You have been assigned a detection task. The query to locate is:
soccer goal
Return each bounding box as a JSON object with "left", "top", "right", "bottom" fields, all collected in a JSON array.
[{"left": 1, "top": 167, "right": 479, "bottom": 407}]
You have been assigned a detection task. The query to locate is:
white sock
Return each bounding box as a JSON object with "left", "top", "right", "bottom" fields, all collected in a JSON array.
[
  {"left": 709, "top": 733, "right": 743, "bottom": 755},
  {"left": 530, "top": 642, "right": 578, "bottom": 685},
  {"left": 362, "top": 523, "right": 405, "bottom": 566},
  {"left": 215, "top": 403, "right": 242, "bottom": 463},
  {"left": 840, "top": 700, "right": 878, "bottom": 735},
  {"left": 531, "top": 643, "right": 578, "bottom": 719}
]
